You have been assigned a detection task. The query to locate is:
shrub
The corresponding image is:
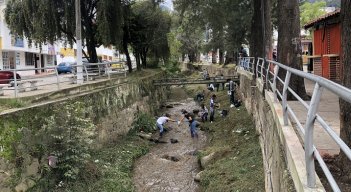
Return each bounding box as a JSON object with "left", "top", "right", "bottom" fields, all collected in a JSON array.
[
  {"left": 40, "top": 102, "right": 96, "bottom": 181},
  {"left": 130, "top": 112, "right": 155, "bottom": 134}
]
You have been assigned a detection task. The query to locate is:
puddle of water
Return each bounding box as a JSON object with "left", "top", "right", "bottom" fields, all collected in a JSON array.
[{"left": 133, "top": 96, "right": 206, "bottom": 192}]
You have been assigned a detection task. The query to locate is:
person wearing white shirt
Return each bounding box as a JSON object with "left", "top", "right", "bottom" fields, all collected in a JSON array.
[{"left": 156, "top": 113, "right": 177, "bottom": 137}]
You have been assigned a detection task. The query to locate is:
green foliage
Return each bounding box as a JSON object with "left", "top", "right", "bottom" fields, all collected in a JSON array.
[
  {"left": 5, "top": 0, "right": 123, "bottom": 62},
  {"left": 173, "top": 0, "right": 253, "bottom": 63},
  {"left": 164, "top": 60, "right": 181, "bottom": 75},
  {"left": 0, "top": 122, "right": 21, "bottom": 160},
  {"left": 167, "top": 29, "right": 183, "bottom": 61},
  {"left": 197, "top": 91, "right": 265, "bottom": 192},
  {"left": 30, "top": 136, "right": 151, "bottom": 192},
  {"left": 128, "top": 1, "right": 172, "bottom": 68},
  {"left": 130, "top": 112, "right": 155, "bottom": 134},
  {"left": 40, "top": 102, "right": 96, "bottom": 181},
  {"left": 300, "top": 1, "right": 327, "bottom": 27}
]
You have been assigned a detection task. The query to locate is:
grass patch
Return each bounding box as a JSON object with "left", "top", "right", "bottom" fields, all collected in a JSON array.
[
  {"left": 29, "top": 135, "right": 152, "bottom": 192},
  {"left": 198, "top": 89, "right": 265, "bottom": 192},
  {"left": 0, "top": 99, "right": 28, "bottom": 112}
]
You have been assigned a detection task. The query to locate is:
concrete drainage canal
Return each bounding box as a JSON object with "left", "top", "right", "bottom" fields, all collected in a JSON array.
[{"left": 133, "top": 90, "right": 206, "bottom": 192}]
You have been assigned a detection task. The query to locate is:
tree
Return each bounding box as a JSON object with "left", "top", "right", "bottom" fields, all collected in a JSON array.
[
  {"left": 120, "top": 0, "right": 133, "bottom": 73},
  {"left": 277, "top": 0, "right": 308, "bottom": 99},
  {"left": 173, "top": 0, "right": 253, "bottom": 64},
  {"left": 300, "top": 1, "right": 327, "bottom": 28},
  {"left": 5, "top": 0, "right": 123, "bottom": 63},
  {"left": 338, "top": 0, "right": 351, "bottom": 181},
  {"left": 128, "top": 0, "right": 171, "bottom": 69}
]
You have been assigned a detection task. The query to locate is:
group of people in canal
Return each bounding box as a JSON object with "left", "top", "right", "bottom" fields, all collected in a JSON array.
[{"left": 156, "top": 77, "right": 238, "bottom": 139}]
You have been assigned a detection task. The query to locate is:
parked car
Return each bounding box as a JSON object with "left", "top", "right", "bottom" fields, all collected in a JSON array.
[
  {"left": 0, "top": 70, "right": 21, "bottom": 86},
  {"left": 57, "top": 62, "right": 75, "bottom": 74}
]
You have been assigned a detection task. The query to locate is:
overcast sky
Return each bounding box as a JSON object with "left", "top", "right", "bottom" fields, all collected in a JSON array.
[{"left": 162, "top": 0, "right": 173, "bottom": 10}]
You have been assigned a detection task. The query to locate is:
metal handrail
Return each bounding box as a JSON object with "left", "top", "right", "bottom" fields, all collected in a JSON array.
[
  {"left": 239, "top": 57, "right": 351, "bottom": 192},
  {"left": 0, "top": 61, "right": 128, "bottom": 98}
]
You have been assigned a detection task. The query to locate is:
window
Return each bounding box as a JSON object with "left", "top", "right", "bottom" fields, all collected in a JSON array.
[
  {"left": 15, "top": 52, "right": 20, "bottom": 66},
  {"left": 25, "top": 52, "right": 35, "bottom": 66},
  {"left": 47, "top": 55, "right": 54, "bottom": 66},
  {"left": 2, "top": 52, "right": 9, "bottom": 69}
]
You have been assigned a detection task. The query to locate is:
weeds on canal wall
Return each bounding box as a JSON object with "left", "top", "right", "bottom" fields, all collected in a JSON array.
[
  {"left": 183, "top": 81, "right": 264, "bottom": 191},
  {"left": 195, "top": 88, "right": 265, "bottom": 191},
  {"left": 29, "top": 112, "right": 152, "bottom": 192},
  {"left": 130, "top": 112, "right": 156, "bottom": 134}
]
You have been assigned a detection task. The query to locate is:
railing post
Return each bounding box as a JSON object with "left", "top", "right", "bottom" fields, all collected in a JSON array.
[
  {"left": 256, "top": 58, "right": 260, "bottom": 79},
  {"left": 13, "top": 70, "right": 18, "bottom": 98},
  {"left": 261, "top": 59, "right": 264, "bottom": 80},
  {"left": 282, "top": 71, "right": 291, "bottom": 125},
  {"left": 272, "top": 65, "right": 279, "bottom": 102},
  {"left": 305, "top": 82, "right": 323, "bottom": 188},
  {"left": 265, "top": 61, "right": 270, "bottom": 88},
  {"left": 124, "top": 64, "right": 127, "bottom": 77},
  {"left": 106, "top": 63, "right": 111, "bottom": 79},
  {"left": 55, "top": 68, "right": 60, "bottom": 90},
  {"left": 84, "top": 65, "right": 89, "bottom": 82}
]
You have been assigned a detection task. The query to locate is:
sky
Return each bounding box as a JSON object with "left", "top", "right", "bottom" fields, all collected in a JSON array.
[{"left": 162, "top": 0, "right": 174, "bottom": 10}]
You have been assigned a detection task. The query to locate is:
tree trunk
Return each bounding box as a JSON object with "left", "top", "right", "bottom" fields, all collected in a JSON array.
[
  {"left": 277, "top": 0, "right": 308, "bottom": 100},
  {"left": 219, "top": 49, "right": 224, "bottom": 64},
  {"left": 122, "top": 39, "right": 132, "bottom": 72},
  {"left": 141, "top": 48, "right": 147, "bottom": 68},
  {"left": 249, "top": 0, "right": 264, "bottom": 59},
  {"left": 250, "top": 0, "right": 272, "bottom": 74},
  {"left": 135, "top": 51, "right": 141, "bottom": 71},
  {"left": 264, "top": 0, "right": 273, "bottom": 60},
  {"left": 122, "top": 26, "right": 132, "bottom": 73},
  {"left": 212, "top": 50, "right": 216, "bottom": 64},
  {"left": 338, "top": 0, "right": 351, "bottom": 181}
]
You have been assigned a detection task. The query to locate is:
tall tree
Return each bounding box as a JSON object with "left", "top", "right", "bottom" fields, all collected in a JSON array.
[
  {"left": 120, "top": 0, "right": 133, "bottom": 73},
  {"left": 277, "top": 0, "right": 308, "bottom": 99},
  {"left": 129, "top": 0, "right": 171, "bottom": 69},
  {"left": 338, "top": 0, "right": 351, "bottom": 181},
  {"left": 173, "top": 0, "right": 253, "bottom": 64},
  {"left": 5, "top": 0, "right": 123, "bottom": 63}
]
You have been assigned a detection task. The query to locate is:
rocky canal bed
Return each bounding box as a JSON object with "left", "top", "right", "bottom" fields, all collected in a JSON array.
[{"left": 133, "top": 90, "right": 206, "bottom": 192}]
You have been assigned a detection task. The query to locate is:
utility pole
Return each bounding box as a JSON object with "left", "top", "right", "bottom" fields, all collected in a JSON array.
[{"left": 76, "top": 0, "right": 83, "bottom": 84}]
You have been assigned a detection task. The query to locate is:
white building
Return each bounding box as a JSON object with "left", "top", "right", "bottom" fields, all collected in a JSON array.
[
  {"left": 0, "top": 0, "right": 116, "bottom": 76},
  {"left": 0, "top": 0, "right": 57, "bottom": 76}
]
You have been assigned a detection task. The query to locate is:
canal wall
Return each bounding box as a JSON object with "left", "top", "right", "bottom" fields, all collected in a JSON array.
[
  {"left": 0, "top": 72, "right": 167, "bottom": 191},
  {"left": 237, "top": 69, "right": 324, "bottom": 192}
]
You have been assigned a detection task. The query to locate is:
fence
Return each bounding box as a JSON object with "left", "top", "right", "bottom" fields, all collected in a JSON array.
[
  {"left": 0, "top": 61, "right": 127, "bottom": 98},
  {"left": 240, "top": 57, "right": 351, "bottom": 192}
]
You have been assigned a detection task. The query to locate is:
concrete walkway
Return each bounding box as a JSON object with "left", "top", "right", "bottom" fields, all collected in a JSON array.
[{"left": 288, "top": 79, "right": 340, "bottom": 156}]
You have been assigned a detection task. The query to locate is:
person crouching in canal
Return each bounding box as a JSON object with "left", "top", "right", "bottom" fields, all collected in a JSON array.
[
  {"left": 179, "top": 109, "right": 198, "bottom": 138},
  {"left": 156, "top": 113, "right": 177, "bottom": 137}
]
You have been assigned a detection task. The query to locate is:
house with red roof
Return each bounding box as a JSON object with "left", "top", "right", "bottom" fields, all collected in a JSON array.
[{"left": 304, "top": 9, "right": 341, "bottom": 82}]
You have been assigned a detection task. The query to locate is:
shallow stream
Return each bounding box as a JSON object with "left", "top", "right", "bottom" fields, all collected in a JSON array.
[{"left": 133, "top": 88, "right": 207, "bottom": 192}]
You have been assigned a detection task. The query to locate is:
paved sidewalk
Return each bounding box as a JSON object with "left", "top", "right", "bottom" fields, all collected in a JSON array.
[{"left": 288, "top": 79, "right": 340, "bottom": 156}]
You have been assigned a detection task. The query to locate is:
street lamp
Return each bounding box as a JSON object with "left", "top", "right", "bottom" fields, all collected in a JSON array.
[{"left": 75, "top": 0, "right": 83, "bottom": 84}]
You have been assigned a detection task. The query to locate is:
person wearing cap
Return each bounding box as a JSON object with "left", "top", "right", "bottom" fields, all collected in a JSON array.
[
  {"left": 179, "top": 109, "right": 198, "bottom": 138},
  {"left": 156, "top": 113, "right": 177, "bottom": 137}
]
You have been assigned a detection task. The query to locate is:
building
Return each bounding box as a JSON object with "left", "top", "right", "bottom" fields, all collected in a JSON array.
[
  {"left": 0, "top": 0, "right": 57, "bottom": 76},
  {"left": 0, "top": 0, "right": 116, "bottom": 76},
  {"left": 304, "top": 9, "right": 341, "bottom": 82}
]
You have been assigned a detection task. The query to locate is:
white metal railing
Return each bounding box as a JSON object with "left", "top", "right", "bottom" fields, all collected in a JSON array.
[
  {"left": 240, "top": 57, "right": 351, "bottom": 192},
  {"left": 238, "top": 57, "right": 255, "bottom": 73},
  {"left": 0, "top": 61, "right": 127, "bottom": 98}
]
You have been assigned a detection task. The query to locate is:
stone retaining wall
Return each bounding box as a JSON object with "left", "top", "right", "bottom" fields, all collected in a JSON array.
[
  {"left": 237, "top": 69, "right": 325, "bottom": 192},
  {"left": 0, "top": 72, "right": 167, "bottom": 191}
]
